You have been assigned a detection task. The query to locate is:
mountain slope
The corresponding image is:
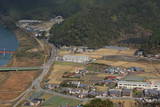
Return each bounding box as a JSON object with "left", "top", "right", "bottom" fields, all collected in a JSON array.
[
  {"left": 49, "top": 0, "right": 160, "bottom": 50},
  {"left": 0, "top": 0, "right": 159, "bottom": 51}
]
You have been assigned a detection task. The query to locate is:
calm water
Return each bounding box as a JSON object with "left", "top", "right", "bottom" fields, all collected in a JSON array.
[{"left": 0, "top": 25, "right": 19, "bottom": 66}]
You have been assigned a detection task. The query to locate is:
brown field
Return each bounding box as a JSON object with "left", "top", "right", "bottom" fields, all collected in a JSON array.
[
  {"left": 59, "top": 50, "right": 71, "bottom": 56},
  {"left": 95, "top": 60, "right": 160, "bottom": 73},
  {"left": 0, "top": 71, "right": 38, "bottom": 100},
  {"left": 95, "top": 86, "right": 108, "bottom": 91},
  {"left": 112, "top": 99, "right": 137, "bottom": 107},
  {"left": 0, "top": 104, "right": 11, "bottom": 107},
  {"left": 91, "top": 48, "right": 135, "bottom": 56},
  {"left": 48, "top": 62, "right": 84, "bottom": 84},
  {"left": 59, "top": 48, "right": 136, "bottom": 59}
]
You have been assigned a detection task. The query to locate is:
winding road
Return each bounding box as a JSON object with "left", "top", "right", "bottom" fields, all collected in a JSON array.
[{"left": 13, "top": 43, "right": 57, "bottom": 107}]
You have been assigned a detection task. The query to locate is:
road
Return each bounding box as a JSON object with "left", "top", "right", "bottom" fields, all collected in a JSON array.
[{"left": 12, "top": 43, "right": 57, "bottom": 107}]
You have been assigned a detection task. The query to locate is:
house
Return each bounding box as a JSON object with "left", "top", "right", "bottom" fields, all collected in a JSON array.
[
  {"left": 88, "top": 91, "right": 98, "bottom": 98},
  {"left": 69, "top": 88, "right": 81, "bottom": 95},
  {"left": 144, "top": 89, "right": 160, "bottom": 97},
  {"left": 75, "top": 69, "right": 88, "bottom": 74},
  {"left": 62, "top": 73, "right": 76, "bottom": 78},
  {"left": 134, "top": 49, "right": 145, "bottom": 57},
  {"left": 95, "top": 92, "right": 108, "bottom": 98},
  {"left": 45, "top": 84, "right": 59, "bottom": 90},
  {"left": 105, "top": 66, "right": 127, "bottom": 74},
  {"left": 95, "top": 80, "right": 114, "bottom": 86},
  {"left": 59, "top": 88, "right": 71, "bottom": 93},
  {"left": 78, "top": 90, "right": 89, "bottom": 98},
  {"left": 75, "top": 69, "right": 88, "bottom": 77},
  {"left": 105, "top": 76, "right": 117, "bottom": 80},
  {"left": 29, "top": 98, "right": 45, "bottom": 106},
  {"left": 63, "top": 55, "right": 91, "bottom": 64},
  {"left": 118, "top": 81, "right": 160, "bottom": 90},
  {"left": 155, "top": 54, "right": 160, "bottom": 59},
  {"left": 108, "top": 89, "right": 121, "bottom": 97},
  {"left": 78, "top": 93, "right": 88, "bottom": 98},
  {"left": 122, "top": 89, "right": 132, "bottom": 97},
  {"left": 128, "top": 67, "right": 144, "bottom": 72},
  {"left": 79, "top": 84, "right": 88, "bottom": 88},
  {"left": 68, "top": 81, "right": 81, "bottom": 88},
  {"left": 50, "top": 16, "right": 64, "bottom": 24}
]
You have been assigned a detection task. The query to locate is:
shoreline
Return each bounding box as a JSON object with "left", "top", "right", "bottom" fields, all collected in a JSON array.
[
  {"left": 0, "top": 25, "right": 47, "bottom": 102},
  {"left": 0, "top": 23, "right": 19, "bottom": 67}
]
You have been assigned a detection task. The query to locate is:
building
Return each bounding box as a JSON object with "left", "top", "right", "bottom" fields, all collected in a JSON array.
[
  {"left": 45, "top": 84, "right": 59, "bottom": 90},
  {"left": 134, "top": 49, "right": 145, "bottom": 57},
  {"left": 63, "top": 55, "right": 91, "bottom": 63},
  {"left": 108, "top": 89, "right": 121, "bottom": 97},
  {"left": 50, "top": 16, "right": 64, "bottom": 24},
  {"left": 122, "top": 89, "right": 132, "bottom": 97},
  {"left": 118, "top": 81, "right": 160, "bottom": 90},
  {"left": 25, "top": 98, "right": 45, "bottom": 106},
  {"left": 144, "top": 89, "right": 160, "bottom": 97}
]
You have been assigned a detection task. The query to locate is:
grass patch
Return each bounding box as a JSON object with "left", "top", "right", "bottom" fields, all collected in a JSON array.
[
  {"left": 42, "top": 95, "right": 80, "bottom": 107},
  {"left": 29, "top": 91, "right": 44, "bottom": 100},
  {"left": 123, "top": 73, "right": 146, "bottom": 82},
  {"left": 86, "top": 63, "right": 109, "bottom": 72},
  {"left": 55, "top": 61, "right": 84, "bottom": 66}
]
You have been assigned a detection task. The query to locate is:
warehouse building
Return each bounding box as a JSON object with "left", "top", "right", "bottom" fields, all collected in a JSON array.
[
  {"left": 63, "top": 55, "right": 91, "bottom": 64},
  {"left": 118, "top": 81, "right": 160, "bottom": 90}
]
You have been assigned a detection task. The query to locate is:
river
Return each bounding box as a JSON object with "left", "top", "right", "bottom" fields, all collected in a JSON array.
[{"left": 0, "top": 25, "right": 19, "bottom": 66}]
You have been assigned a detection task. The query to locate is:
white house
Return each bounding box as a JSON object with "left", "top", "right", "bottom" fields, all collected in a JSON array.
[{"left": 118, "top": 81, "right": 160, "bottom": 90}]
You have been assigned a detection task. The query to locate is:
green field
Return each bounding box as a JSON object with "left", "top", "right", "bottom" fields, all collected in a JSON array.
[{"left": 42, "top": 95, "right": 80, "bottom": 107}]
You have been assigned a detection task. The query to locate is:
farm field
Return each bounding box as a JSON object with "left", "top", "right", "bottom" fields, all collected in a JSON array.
[
  {"left": 59, "top": 48, "right": 136, "bottom": 59},
  {"left": 0, "top": 71, "right": 38, "bottom": 100},
  {"left": 48, "top": 62, "right": 84, "bottom": 84},
  {"left": 112, "top": 99, "right": 137, "bottom": 107},
  {"left": 41, "top": 94, "right": 80, "bottom": 107},
  {"left": 95, "top": 60, "right": 160, "bottom": 73}
]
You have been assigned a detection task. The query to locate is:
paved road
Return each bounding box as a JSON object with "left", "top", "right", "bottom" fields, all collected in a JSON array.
[{"left": 12, "top": 43, "right": 57, "bottom": 107}]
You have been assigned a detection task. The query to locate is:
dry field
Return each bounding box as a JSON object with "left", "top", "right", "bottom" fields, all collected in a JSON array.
[
  {"left": 95, "top": 86, "right": 108, "bottom": 91},
  {"left": 48, "top": 62, "right": 84, "bottom": 84},
  {"left": 59, "top": 48, "right": 136, "bottom": 59},
  {"left": 59, "top": 50, "right": 71, "bottom": 56},
  {"left": 90, "top": 48, "right": 135, "bottom": 56},
  {"left": 95, "top": 60, "right": 160, "bottom": 73},
  {"left": 0, "top": 71, "right": 38, "bottom": 100},
  {"left": 0, "top": 104, "right": 11, "bottom": 107},
  {"left": 112, "top": 99, "right": 137, "bottom": 107}
]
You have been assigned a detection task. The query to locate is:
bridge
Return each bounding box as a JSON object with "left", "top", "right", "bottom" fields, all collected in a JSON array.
[
  {"left": 0, "top": 51, "right": 15, "bottom": 54},
  {"left": 0, "top": 66, "right": 43, "bottom": 71}
]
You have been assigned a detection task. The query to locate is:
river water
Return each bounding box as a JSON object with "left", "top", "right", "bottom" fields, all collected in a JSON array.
[{"left": 0, "top": 25, "right": 19, "bottom": 66}]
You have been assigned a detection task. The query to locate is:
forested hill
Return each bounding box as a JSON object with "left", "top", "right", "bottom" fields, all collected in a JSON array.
[
  {"left": 0, "top": 0, "right": 160, "bottom": 50},
  {"left": 49, "top": 0, "right": 160, "bottom": 50},
  {"left": 0, "top": 0, "right": 94, "bottom": 27},
  {"left": 0, "top": 0, "right": 94, "bottom": 19}
]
